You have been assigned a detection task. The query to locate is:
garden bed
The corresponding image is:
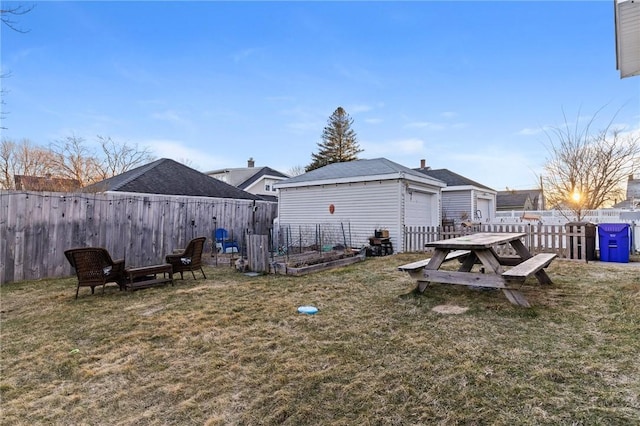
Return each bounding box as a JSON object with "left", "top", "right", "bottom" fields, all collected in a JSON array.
[{"left": 271, "top": 249, "right": 366, "bottom": 276}]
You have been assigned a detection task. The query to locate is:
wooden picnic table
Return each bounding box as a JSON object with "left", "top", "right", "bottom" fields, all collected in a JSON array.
[{"left": 398, "top": 232, "right": 557, "bottom": 307}]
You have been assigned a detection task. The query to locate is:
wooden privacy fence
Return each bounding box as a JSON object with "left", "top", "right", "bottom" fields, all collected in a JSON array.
[
  {"left": 0, "top": 190, "right": 278, "bottom": 284},
  {"left": 404, "top": 223, "right": 598, "bottom": 261}
]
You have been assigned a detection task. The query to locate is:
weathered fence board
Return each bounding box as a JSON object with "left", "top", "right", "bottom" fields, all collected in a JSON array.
[
  {"left": 247, "top": 234, "right": 270, "bottom": 273},
  {"left": 1, "top": 190, "right": 278, "bottom": 284}
]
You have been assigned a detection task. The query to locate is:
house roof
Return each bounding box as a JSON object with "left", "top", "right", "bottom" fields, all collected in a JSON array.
[
  {"left": 206, "top": 166, "right": 289, "bottom": 189},
  {"left": 497, "top": 189, "right": 541, "bottom": 210},
  {"left": 239, "top": 167, "right": 289, "bottom": 190},
  {"left": 613, "top": 199, "right": 640, "bottom": 209},
  {"left": 82, "top": 158, "right": 261, "bottom": 200},
  {"left": 14, "top": 175, "right": 81, "bottom": 192},
  {"left": 413, "top": 168, "right": 495, "bottom": 191},
  {"left": 275, "top": 158, "right": 446, "bottom": 188},
  {"left": 256, "top": 194, "right": 279, "bottom": 203}
]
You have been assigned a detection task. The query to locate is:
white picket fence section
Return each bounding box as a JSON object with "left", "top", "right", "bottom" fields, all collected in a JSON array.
[{"left": 492, "top": 209, "right": 639, "bottom": 254}]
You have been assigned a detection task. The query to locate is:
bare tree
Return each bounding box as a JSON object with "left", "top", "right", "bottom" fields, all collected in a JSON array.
[
  {"left": 96, "top": 135, "right": 154, "bottom": 180},
  {"left": 0, "top": 139, "right": 17, "bottom": 188},
  {"left": 286, "top": 165, "right": 305, "bottom": 177},
  {"left": 1, "top": 4, "right": 34, "bottom": 33},
  {"left": 0, "top": 138, "right": 56, "bottom": 189},
  {"left": 1, "top": 134, "right": 154, "bottom": 189},
  {"left": 541, "top": 109, "right": 640, "bottom": 221},
  {"left": 176, "top": 158, "right": 197, "bottom": 169},
  {"left": 1, "top": 4, "right": 34, "bottom": 129},
  {"left": 49, "top": 135, "right": 101, "bottom": 186},
  {"left": 1, "top": 71, "right": 10, "bottom": 130}
]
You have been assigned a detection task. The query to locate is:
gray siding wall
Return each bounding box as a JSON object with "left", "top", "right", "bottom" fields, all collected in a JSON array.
[
  {"left": 278, "top": 180, "right": 402, "bottom": 250},
  {"left": 278, "top": 179, "right": 441, "bottom": 252},
  {"left": 442, "top": 190, "right": 472, "bottom": 223}
]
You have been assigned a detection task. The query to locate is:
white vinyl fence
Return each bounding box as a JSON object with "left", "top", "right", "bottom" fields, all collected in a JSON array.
[{"left": 492, "top": 209, "right": 639, "bottom": 254}]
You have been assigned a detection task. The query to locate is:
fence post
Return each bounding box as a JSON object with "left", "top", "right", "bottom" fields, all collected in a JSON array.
[{"left": 247, "top": 234, "right": 270, "bottom": 273}]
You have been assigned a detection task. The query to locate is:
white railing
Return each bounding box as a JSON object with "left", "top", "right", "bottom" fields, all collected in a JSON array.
[
  {"left": 491, "top": 209, "right": 639, "bottom": 254},
  {"left": 493, "top": 209, "right": 635, "bottom": 224}
]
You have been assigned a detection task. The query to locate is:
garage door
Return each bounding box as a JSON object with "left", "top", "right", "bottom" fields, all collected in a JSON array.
[
  {"left": 405, "top": 191, "right": 434, "bottom": 227},
  {"left": 476, "top": 198, "right": 491, "bottom": 221}
]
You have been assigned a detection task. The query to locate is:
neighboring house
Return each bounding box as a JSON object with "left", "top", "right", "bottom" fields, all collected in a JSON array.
[
  {"left": 83, "top": 158, "right": 261, "bottom": 201},
  {"left": 628, "top": 175, "right": 640, "bottom": 200},
  {"left": 274, "top": 157, "right": 446, "bottom": 253},
  {"left": 206, "top": 158, "right": 289, "bottom": 202},
  {"left": 497, "top": 189, "right": 545, "bottom": 211},
  {"left": 414, "top": 160, "right": 497, "bottom": 225},
  {"left": 14, "top": 174, "right": 80, "bottom": 192},
  {"left": 613, "top": 174, "right": 640, "bottom": 209}
]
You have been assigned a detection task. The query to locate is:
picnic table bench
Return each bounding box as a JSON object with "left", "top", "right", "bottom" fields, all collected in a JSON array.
[
  {"left": 398, "top": 250, "right": 470, "bottom": 277},
  {"left": 398, "top": 233, "right": 557, "bottom": 307},
  {"left": 502, "top": 253, "right": 557, "bottom": 283}
]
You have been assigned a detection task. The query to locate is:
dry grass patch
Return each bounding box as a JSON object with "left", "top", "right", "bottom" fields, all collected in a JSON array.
[
  {"left": 431, "top": 304, "right": 469, "bottom": 314},
  {"left": 1, "top": 254, "right": 639, "bottom": 425}
]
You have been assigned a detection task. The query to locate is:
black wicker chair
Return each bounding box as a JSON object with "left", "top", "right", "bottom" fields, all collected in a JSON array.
[
  {"left": 165, "top": 237, "right": 207, "bottom": 280},
  {"left": 64, "top": 247, "right": 126, "bottom": 299}
]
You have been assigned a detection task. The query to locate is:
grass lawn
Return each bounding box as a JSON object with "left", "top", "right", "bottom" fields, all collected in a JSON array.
[{"left": 1, "top": 254, "right": 639, "bottom": 425}]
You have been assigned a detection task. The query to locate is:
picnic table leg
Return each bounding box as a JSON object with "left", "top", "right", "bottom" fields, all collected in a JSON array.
[
  {"left": 533, "top": 269, "right": 553, "bottom": 285},
  {"left": 509, "top": 239, "right": 533, "bottom": 260},
  {"left": 501, "top": 289, "right": 531, "bottom": 307},
  {"left": 473, "top": 249, "right": 504, "bottom": 274},
  {"left": 457, "top": 252, "right": 478, "bottom": 272},
  {"left": 415, "top": 249, "right": 448, "bottom": 293},
  {"left": 474, "top": 249, "right": 531, "bottom": 307},
  {"left": 510, "top": 239, "right": 554, "bottom": 285}
]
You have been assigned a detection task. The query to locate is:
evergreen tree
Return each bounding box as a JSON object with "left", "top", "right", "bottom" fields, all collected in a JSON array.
[{"left": 306, "top": 107, "right": 363, "bottom": 172}]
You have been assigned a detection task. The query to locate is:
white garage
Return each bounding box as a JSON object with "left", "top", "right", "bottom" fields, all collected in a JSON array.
[{"left": 274, "top": 158, "right": 445, "bottom": 253}]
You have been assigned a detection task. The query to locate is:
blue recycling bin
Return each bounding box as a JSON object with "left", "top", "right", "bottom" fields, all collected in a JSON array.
[{"left": 598, "top": 223, "right": 630, "bottom": 263}]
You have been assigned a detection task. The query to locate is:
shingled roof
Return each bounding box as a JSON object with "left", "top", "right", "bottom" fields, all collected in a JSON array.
[
  {"left": 82, "top": 158, "right": 261, "bottom": 200},
  {"left": 14, "top": 175, "right": 81, "bottom": 192},
  {"left": 413, "top": 168, "right": 495, "bottom": 191},
  {"left": 276, "top": 158, "right": 445, "bottom": 187},
  {"left": 238, "top": 167, "right": 288, "bottom": 190},
  {"left": 496, "top": 189, "right": 543, "bottom": 211},
  {"left": 207, "top": 166, "right": 288, "bottom": 189}
]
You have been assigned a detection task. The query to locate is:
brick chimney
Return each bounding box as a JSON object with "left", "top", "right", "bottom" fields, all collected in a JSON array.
[
  {"left": 248, "top": 157, "right": 255, "bottom": 168},
  {"left": 420, "top": 159, "right": 426, "bottom": 169}
]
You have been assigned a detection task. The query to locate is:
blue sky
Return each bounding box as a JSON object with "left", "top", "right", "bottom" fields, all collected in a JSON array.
[{"left": 2, "top": 1, "right": 639, "bottom": 191}]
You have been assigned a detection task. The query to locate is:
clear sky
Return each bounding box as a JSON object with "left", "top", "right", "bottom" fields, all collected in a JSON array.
[{"left": 2, "top": 1, "right": 639, "bottom": 191}]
